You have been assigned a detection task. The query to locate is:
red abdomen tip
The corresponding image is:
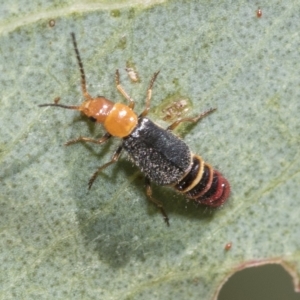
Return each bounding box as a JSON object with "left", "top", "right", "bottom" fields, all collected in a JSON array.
[{"left": 196, "top": 170, "right": 230, "bottom": 207}]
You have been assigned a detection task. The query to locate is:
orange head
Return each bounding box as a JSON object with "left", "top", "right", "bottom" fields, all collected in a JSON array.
[
  {"left": 39, "top": 96, "right": 138, "bottom": 138},
  {"left": 79, "top": 97, "right": 138, "bottom": 137}
]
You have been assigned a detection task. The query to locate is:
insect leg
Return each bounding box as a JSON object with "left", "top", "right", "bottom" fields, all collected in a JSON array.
[
  {"left": 167, "top": 108, "right": 216, "bottom": 131},
  {"left": 88, "top": 145, "right": 123, "bottom": 189},
  {"left": 115, "top": 69, "right": 135, "bottom": 109},
  {"left": 65, "top": 132, "right": 112, "bottom": 146},
  {"left": 145, "top": 177, "right": 170, "bottom": 226},
  {"left": 139, "top": 71, "right": 160, "bottom": 117}
]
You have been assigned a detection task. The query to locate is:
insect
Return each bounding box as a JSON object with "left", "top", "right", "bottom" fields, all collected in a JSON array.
[
  {"left": 224, "top": 242, "right": 232, "bottom": 251},
  {"left": 39, "top": 33, "right": 230, "bottom": 226},
  {"left": 256, "top": 8, "right": 262, "bottom": 18}
]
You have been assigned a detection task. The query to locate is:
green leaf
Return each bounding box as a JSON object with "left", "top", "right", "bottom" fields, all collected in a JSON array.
[{"left": 1, "top": 1, "right": 300, "bottom": 299}]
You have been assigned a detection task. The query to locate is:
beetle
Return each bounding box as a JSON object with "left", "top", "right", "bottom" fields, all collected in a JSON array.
[{"left": 39, "top": 33, "right": 230, "bottom": 225}]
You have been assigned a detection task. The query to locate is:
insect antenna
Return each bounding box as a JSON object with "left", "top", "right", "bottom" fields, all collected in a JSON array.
[
  {"left": 38, "top": 33, "right": 92, "bottom": 110},
  {"left": 38, "top": 103, "right": 80, "bottom": 109},
  {"left": 71, "top": 32, "right": 92, "bottom": 101}
]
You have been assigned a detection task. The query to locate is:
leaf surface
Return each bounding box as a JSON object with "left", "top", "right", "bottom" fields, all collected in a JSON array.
[{"left": 1, "top": 1, "right": 300, "bottom": 299}]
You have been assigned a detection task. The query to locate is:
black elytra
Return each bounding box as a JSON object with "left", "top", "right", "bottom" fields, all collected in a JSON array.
[{"left": 123, "top": 117, "right": 191, "bottom": 185}]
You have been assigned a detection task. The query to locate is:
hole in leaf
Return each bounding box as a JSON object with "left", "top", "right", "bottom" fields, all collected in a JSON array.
[{"left": 218, "top": 264, "right": 300, "bottom": 300}]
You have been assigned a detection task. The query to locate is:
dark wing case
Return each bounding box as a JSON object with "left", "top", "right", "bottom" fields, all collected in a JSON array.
[{"left": 123, "top": 117, "right": 191, "bottom": 185}]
